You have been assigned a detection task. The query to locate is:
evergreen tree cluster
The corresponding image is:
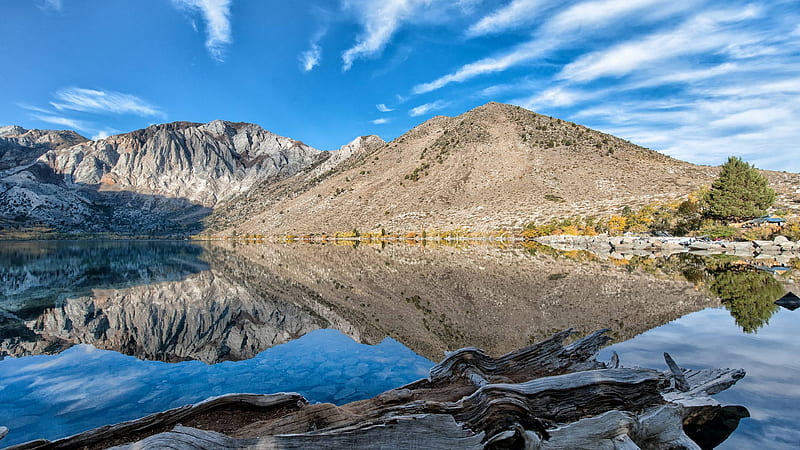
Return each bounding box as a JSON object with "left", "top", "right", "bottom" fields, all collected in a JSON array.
[{"left": 704, "top": 156, "right": 776, "bottom": 221}]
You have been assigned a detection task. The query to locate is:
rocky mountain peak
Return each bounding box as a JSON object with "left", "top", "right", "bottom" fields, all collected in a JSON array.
[
  {"left": 34, "top": 120, "right": 324, "bottom": 207},
  {"left": 337, "top": 135, "right": 385, "bottom": 156},
  {"left": 0, "top": 125, "right": 27, "bottom": 137},
  {"left": 0, "top": 126, "right": 89, "bottom": 171}
]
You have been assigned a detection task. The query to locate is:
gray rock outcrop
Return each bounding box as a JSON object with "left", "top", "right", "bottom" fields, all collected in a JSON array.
[
  {"left": 535, "top": 234, "right": 800, "bottom": 259},
  {"left": 0, "top": 121, "right": 372, "bottom": 235},
  {"left": 38, "top": 121, "right": 324, "bottom": 207},
  {"left": 0, "top": 126, "right": 87, "bottom": 170}
]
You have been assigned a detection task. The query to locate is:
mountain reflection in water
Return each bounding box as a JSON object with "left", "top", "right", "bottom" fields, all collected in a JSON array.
[
  {"left": 2, "top": 240, "right": 723, "bottom": 362},
  {"left": 0, "top": 240, "right": 797, "bottom": 448}
]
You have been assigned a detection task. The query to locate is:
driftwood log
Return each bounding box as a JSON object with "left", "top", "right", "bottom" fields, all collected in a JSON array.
[{"left": 5, "top": 329, "right": 746, "bottom": 449}]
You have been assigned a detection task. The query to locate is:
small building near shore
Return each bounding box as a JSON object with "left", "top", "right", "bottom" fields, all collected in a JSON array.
[{"left": 743, "top": 215, "right": 786, "bottom": 230}]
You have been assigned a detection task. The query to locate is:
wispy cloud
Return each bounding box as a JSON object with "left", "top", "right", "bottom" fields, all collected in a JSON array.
[
  {"left": 38, "top": 0, "right": 62, "bottom": 12},
  {"left": 171, "top": 0, "right": 233, "bottom": 62},
  {"left": 413, "top": 43, "right": 542, "bottom": 94},
  {"left": 31, "top": 114, "right": 91, "bottom": 131},
  {"left": 28, "top": 113, "right": 118, "bottom": 140},
  {"left": 341, "top": 0, "right": 422, "bottom": 71},
  {"left": 514, "top": 86, "right": 605, "bottom": 110},
  {"left": 376, "top": 103, "right": 394, "bottom": 112},
  {"left": 21, "top": 88, "right": 162, "bottom": 139},
  {"left": 371, "top": 118, "right": 390, "bottom": 124},
  {"left": 466, "top": 0, "right": 549, "bottom": 37},
  {"left": 558, "top": 6, "right": 762, "bottom": 82},
  {"left": 299, "top": 24, "right": 328, "bottom": 73},
  {"left": 300, "top": 43, "right": 322, "bottom": 72},
  {"left": 50, "top": 88, "right": 164, "bottom": 117},
  {"left": 340, "top": 0, "right": 476, "bottom": 71},
  {"left": 415, "top": 0, "right": 691, "bottom": 94},
  {"left": 409, "top": 100, "right": 448, "bottom": 117}
]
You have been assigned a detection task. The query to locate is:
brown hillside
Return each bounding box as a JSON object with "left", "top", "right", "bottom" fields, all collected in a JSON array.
[{"left": 211, "top": 102, "right": 798, "bottom": 236}]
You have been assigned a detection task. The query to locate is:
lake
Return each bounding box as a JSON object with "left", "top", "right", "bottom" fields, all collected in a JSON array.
[{"left": 0, "top": 240, "right": 798, "bottom": 448}]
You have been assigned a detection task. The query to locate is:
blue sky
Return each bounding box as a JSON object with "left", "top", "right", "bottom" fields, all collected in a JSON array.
[{"left": 2, "top": 0, "right": 799, "bottom": 172}]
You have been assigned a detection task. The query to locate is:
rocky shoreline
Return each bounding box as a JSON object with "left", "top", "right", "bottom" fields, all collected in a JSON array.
[{"left": 535, "top": 234, "right": 800, "bottom": 261}]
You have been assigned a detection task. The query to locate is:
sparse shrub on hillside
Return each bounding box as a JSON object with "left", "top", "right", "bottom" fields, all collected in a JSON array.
[
  {"left": 522, "top": 217, "right": 599, "bottom": 238},
  {"left": 698, "top": 225, "right": 738, "bottom": 239},
  {"left": 622, "top": 205, "right": 655, "bottom": 233},
  {"left": 704, "top": 156, "right": 775, "bottom": 221},
  {"left": 599, "top": 189, "right": 711, "bottom": 236},
  {"left": 607, "top": 215, "right": 627, "bottom": 235},
  {"left": 782, "top": 220, "right": 800, "bottom": 241}
]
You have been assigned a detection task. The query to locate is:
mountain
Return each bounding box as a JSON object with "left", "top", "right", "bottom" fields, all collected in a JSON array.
[
  {"left": 204, "top": 134, "right": 385, "bottom": 233},
  {"left": 210, "top": 103, "right": 713, "bottom": 236},
  {"left": 0, "top": 126, "right": 87, "bottom": 170},
  {"left": 0, "top": 121, "right": 342, "bottom": 235},
  {"left": 2, "top": 102, "right": 798, "bottom": 237},
  {"left": 37, "top": 120, "right": 323, "bottom": 206}
]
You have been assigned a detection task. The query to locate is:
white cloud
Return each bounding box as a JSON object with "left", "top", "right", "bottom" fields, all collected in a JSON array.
[
  {"left": 31, "top": 114, "right": 91, "bottom": 131},
  {"left": 634, "top": 63, "right": 741, "bottom": 87},
  {"left": 409, "top": 100, "right": 448, "bottom": 117},
  {"left": 29, "top": 114, "right": 118, "bottom": 140},
  {"left": 466, "top": 0, "right": 550, "bottom": 37},
  {"left": 376, "top": 103, "right": 394, "bottom": 112},
  {"left": 172, "top": 0, "right": 233, "bottom": 62},
  {"left": 413, "top": 42, "right": 543, "bottom": 94},
  {"left": 300, "top": 44, "right": 322, "bottom": 72},
  {"left": 38, "top": 0, "right": 62, "bottom": 11},
  {"left": 372, "top": 118, "right": 390, "bottom": 124},
  {"left": 696, "top": 77, "right": 800, "bottom": 98},
  {"left": 17, "top": 103, "right": 53, "bottom": 115},
  {"left": 341, "top": 0, "right": 423, "bottom": 71},
  {"left": 543, "top": 0, "right": 682, "bottom": 35},
  {"left": 340, "top": 0, "right": 476, "bottom": 71},
  {"left": 558, "top": 6, "right": 762, "bottom": 82},
  {"left": 91, "top": 129, "right": 119, "bottom": 140},
  {"left": 299, "top": 25, "right": 328, "bottom": 73},
  {"left": 50, "top": 88, "right": 164, "bottom": 117},
  {"left": 415, "top": 0, "right": 691, "bottom": 94},
  {"left": 514, "top": 86, "right": 601, "bottom": 109},
  {"left": 709, "top": 108, "right": 793, "bottom": 128}
]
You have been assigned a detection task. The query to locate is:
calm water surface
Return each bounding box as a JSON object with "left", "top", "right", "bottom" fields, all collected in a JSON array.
[{"left": 0, "top": 240, "right": 797, "bottom": 448}]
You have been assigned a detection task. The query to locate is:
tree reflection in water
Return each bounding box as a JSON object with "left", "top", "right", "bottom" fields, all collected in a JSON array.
[
  {"left": 709, "top": 269, "right": 783, "bottom": 333},
  {"left": 621, "top": 253, "right": 787, "bottom": 333}
]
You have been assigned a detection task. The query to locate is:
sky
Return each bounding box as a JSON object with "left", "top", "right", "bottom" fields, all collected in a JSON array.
[{"left": 2, "top": 0, "right": 799, "bottom": 172}]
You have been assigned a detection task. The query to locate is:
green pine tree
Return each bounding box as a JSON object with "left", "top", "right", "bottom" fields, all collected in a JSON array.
[{"left": 704, "top": 156, "right": 775, "bottom": 221}]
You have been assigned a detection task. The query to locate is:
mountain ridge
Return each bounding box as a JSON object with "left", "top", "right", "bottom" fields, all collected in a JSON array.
[
  {"left": 1, "top": 102, "right": 798, "bottom": 237},
  {"left": 208, "top": 102, "right": 731, "bottom": 236}
]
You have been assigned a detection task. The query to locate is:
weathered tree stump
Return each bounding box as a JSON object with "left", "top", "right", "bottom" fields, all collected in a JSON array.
[{"left": 5, "top": 329, "right": 747, "bottom": 449}]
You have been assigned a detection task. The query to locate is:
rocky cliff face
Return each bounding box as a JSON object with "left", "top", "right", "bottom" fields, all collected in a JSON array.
[
  {"left": 0, "top": 121, "right": 339, "bottom": 235},
  {"left": 203, "top": 134, "right": 385, "bottom": 233},
  {"left": 4, "top": 271, "right": 327, "bottom": 363},
  {"left": 38, "top": 120, "right": 324, "bottom": 207},
  {"left": 0, "top": 126, "right": 87, "bottom": 170}
]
